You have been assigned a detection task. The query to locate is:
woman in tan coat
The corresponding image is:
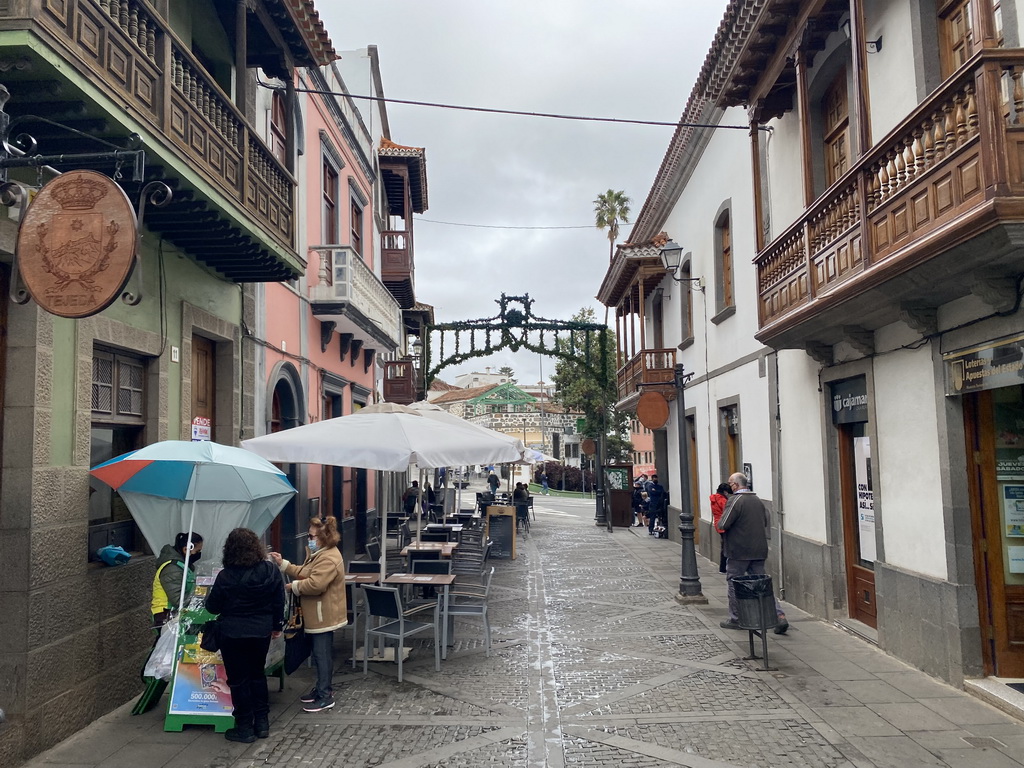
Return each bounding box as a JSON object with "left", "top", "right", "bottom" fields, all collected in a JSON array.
[{"left": 270, "top": 515, "right": 346, "bottom": 712}]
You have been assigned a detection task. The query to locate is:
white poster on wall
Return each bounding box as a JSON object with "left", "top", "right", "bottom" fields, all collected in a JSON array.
[{"left": 854, "top": 436, "right": 876, "bottom": 563}]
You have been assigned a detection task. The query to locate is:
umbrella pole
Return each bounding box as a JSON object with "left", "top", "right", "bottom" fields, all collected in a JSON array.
[
  {"left": 416, "top": 467, "right": 424, "bottom": 543},
  {"left": 176, "top": 464, "right": 200, "bottom": 617}
]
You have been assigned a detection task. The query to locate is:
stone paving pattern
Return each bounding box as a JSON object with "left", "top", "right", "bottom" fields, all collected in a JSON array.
[{"left": 19, "top": 495, "right": 1024, "bottom": 767}]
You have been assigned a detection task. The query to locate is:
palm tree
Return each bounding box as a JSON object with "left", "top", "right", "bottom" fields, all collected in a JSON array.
[{"left": 594, "top": 189, "right": 632, "bottom": 261}]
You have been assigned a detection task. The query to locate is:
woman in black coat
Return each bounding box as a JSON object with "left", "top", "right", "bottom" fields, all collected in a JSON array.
[{"left": 205, "top": 528, "right": 285, "bottom": 743}]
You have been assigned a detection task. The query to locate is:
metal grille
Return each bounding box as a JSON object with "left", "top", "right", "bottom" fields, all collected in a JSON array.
[
  {"left": 92, "top": 356, "right": 113, "bottom": 414},
  {"left": 117, "top": 358, "right": 144, "bottom": 416}
]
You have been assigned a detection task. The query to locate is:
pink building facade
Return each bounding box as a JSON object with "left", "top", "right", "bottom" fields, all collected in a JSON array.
[{"left": 253, "top": 49, "right": 425, "bottom": 564}]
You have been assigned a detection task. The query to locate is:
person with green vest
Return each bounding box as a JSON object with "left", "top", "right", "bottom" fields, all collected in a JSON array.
[{"left": 151, "top": 531, "right": 204, "bottom": 631}]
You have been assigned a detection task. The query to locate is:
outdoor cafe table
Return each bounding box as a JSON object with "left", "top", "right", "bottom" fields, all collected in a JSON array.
[
  {"left": 400, "top": 541, "right": 458, "bottom": 557},
  {"left": 383, "top": 572, "right": 457, "bottom": 659},
  {"left": 425, "top": 523, "right": 463, "bottom": 533}
]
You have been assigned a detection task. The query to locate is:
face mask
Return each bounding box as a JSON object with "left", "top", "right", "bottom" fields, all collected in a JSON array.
[
  {"left": 188, "top": 551, "right": 202, "bottom": 564},
  {"left": 308, "top": 538, "right": 318, "bottom": 553}
]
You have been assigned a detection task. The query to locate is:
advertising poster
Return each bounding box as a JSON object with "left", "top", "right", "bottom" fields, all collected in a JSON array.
[
  {"left": 168, "top": 662, "right": 233, "bottom": 716},
  {"left": 1003, "top": 484, "right": 1024, "bottom": 537},
  {"left": 854, "top": 436, "right": 876, "bottom": 563},
  {"left": 191, "top": 416, "right": 212, "bottom": 442}
]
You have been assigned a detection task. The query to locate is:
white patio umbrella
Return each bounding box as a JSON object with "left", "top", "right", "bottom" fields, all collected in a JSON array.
[
  {"left": 406, "top": 401, "right": 526, "bottom": 518},
  {"left": 241, "top": 402, "right": 523, "bottom": 471},
  {"left": 241, "top": 402, "right": 526, "bottom": 573}
]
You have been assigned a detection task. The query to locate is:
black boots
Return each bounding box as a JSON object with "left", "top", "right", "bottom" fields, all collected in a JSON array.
[{"left": 253, "top": 715, "right": 270, "bottom": 739}]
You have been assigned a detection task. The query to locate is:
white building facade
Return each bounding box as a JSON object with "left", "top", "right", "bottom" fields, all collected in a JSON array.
[{"left": 603, "top": 0, "right": 1024, "bottom": 689}]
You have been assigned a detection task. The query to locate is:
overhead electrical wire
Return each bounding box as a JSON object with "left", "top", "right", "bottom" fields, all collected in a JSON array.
[
  {"left": 258, "top": 79, "right": 758, "bottom": 131},
  {"left": 418, "top": 218, "right": 593, "bottom": 230}
]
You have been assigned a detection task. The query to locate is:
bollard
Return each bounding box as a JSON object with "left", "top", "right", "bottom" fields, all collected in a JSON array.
[{"left": 734, "top": 574, "right": 778, "bottom": 671}]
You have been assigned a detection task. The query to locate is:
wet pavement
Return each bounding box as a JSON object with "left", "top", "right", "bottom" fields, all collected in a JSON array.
[{"left": 21, "top": 491, "right": 1024, "bottom": 768}]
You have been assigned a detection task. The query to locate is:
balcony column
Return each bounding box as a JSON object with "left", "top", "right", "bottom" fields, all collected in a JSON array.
[
  {"left": 849, "top": 0, "right": 872, "bottom": 154},
  {"left": 235, "top": 0, "right": 247, "bottom": 110},
  {"left": 795, "top": 49, "right": 814, "bottom": 207},
  {"left": 749, "top": 114, "right": 766, "bottom": 253},
  {"left": 638, "top": 277, "right": 647, "bottom": 351}
]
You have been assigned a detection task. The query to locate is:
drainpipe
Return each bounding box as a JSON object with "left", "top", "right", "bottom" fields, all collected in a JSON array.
[{"left": 771, "top": 351, "right": 786, "bottom": 600}]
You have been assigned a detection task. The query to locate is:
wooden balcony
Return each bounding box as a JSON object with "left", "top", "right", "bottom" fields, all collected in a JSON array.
[
  {"left": 381, "top": 230, "right": 414, "bottom": 308},
  {"left": 616, "top": 348, "right": 676, "bottom": 410},
  {"left": 756, "top": 51, "right": 1024, "bottom": 350},
  {"left": 0, "top": 0, "right": 302, "bottom": 280},
  {"left": 383, "top": 358, "right": 419, "bottom": 405}
]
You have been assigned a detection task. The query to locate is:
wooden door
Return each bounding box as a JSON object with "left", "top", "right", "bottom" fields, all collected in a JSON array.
[
  {"left": 839, "top": 423, "right": 877, "bottom": 628},
  {"left": 191, "top": 335, "right": 216, "bottom": 442},
  {"left": 967, "top": 386, "right": 1024, "bottom": 677}
]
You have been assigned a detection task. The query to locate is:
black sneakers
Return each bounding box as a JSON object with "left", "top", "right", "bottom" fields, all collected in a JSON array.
[
  {"left": 224, "top": 727, "right": 256, "bottom": 743},
  {"left": 774, "top": 619, "right": 790, "bottom": 635},
  {"left": 298, "top": 689, "right": 318, "bottom": 704},
  {"left": 302, "top": 696, "right": 335, "bottom": 713}
]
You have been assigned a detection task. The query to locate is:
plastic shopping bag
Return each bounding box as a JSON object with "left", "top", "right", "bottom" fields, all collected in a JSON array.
[
  {"left": 266, "top": 634, "right": 285, "bottom": 668},
  {"left": 143, "top": 618, "right": 179, "bottom": 681}
]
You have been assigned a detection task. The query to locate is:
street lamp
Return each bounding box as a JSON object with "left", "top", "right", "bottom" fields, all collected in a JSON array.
[
  {"left": 674, "top": 362, "right": 707, "bottom": 603},
  {"left": 660, "top": 240, "right": 703, "bottom": 289}
]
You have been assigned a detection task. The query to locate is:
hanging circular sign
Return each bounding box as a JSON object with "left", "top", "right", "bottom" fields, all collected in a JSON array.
[
  {"left": 17, "top": 169, "right": 138, "bottom": 319},
  {"left": 637, "top": 391, "right": 670, "bottom": 430},
  {"left": 581, "top": 438, "right": 596, "bottom": 455}
]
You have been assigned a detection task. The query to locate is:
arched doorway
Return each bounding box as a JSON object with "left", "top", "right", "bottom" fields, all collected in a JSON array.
[{"left": 267, "top": 362, "right": 304, "bottom": 561}]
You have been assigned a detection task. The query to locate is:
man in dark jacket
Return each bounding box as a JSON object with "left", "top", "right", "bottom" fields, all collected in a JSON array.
[
  {"left": 646, "top": 475, "right": 666, "bottom": 535},
  {"left": 718, "top": 473, "right": 788, "bottom": 634}
]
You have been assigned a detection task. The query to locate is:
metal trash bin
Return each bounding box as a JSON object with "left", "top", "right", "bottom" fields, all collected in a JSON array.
[{"left": 734, "top": 575, "right": 778, "bottom": 631}]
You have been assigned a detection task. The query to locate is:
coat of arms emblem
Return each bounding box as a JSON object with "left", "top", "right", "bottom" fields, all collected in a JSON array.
[{"left": 17, "top": 169, "right": 138, "bottom": 319}]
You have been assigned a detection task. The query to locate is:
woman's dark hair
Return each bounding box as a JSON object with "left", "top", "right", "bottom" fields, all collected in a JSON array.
[
  {"left": 222, "top": 528, "right": 265, "bottom": 568},
  {"left": 716, "top": 483, "right": 732, "bottom": 496},
  {"left": 310, "top": 515, "right": 341, "bottom": 549}
]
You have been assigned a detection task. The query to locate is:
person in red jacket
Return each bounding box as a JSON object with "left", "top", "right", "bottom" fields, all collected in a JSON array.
[{"left": 710, "top": 483, "right": 732, "bottom": 573}]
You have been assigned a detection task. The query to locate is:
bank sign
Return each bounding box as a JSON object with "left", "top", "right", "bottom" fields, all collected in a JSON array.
[
  {"left": 831, "top": 377, "right": 869, "bottom": 425},
  {"left": 944, "top": 333, "right": 1024, "bottom": 395}
]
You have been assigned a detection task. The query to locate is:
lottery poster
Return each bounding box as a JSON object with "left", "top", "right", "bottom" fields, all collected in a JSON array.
[{"left": 168, "top": 662, "right": 233, "bottom": 716}]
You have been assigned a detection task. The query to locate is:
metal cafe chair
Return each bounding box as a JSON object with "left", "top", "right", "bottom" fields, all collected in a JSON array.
[
  {"left": 361, "top": 585, "right": 439, "bottom": 682},
  {"left": 344, "top": 561, "right": 380, "bottom": 668},
  {"left": 446, "top": 566, "right": 495, "bottom": 656}
]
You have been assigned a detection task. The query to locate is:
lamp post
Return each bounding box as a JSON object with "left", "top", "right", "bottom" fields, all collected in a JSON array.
[
  {"left": 660, "top": 238, "right": 707, "bottom": 603},
  {"left": 673, "top": 363, "right": 706, "bottom": 602}
]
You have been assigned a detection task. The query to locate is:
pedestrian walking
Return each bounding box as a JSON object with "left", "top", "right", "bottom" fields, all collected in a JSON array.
[
  {"left": 205, "top": 528, "right": 285, "bottom": 743},
  {"left": 632, "top": 480, "right": 646, "bottom": 527},
  {"left": 718, "top": 472, "right": 788, "bottom": 634},
  {"left": 646, "top": 475, "right": 666, "bottom": 535},
  {"left": 487, "top": 470, "right": 500, "bottom": 495},
  {"left": 540, "top": 471, "right": 549, "bottom": 495}
]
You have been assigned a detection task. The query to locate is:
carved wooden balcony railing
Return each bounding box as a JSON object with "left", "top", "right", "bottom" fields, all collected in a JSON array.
[
  {"left": 381, "top": 230, "right": 414, "bottom": 308},
  {"left": 616, "top": 348, "right": 676, "bottom": 406},
  {"left": 6, "top": 0, "right": 295, "bottom": 256},
  {"left": 383, "top": 358, "right": 419, "bottom": 405},
  {"left": 756, "top": 50, "right": 1024, "bottom": 344}
]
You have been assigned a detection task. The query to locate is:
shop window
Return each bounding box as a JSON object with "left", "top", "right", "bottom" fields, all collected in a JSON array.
[
  {"left": 823, "top": 69, "right": 850, "bottom": 187},
  {"left": 322, "top": 390, "right": 344, "bottom": 518},
  {"left": 323, "top": 159, "right": 339, "bottom": 244},
  {"left": 714, "top": 209, "right": 734, "bottom": 314},
  {"left": 939, "top": 0, "right": 973, "bottom": 78},
  {"left": 89, "top": 349, "right": 147, "bottom": 561}
]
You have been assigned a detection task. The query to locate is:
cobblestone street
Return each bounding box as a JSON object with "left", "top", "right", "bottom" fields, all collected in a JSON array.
[{"left": 24, "top": 496, "right": 1024, "bottom": 768}]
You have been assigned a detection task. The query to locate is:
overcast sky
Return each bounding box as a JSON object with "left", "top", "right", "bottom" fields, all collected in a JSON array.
[{"left": 320, "top": 2, "right": 730, "bottom": 385}]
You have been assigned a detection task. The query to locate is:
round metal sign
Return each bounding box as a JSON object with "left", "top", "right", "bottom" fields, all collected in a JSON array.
[
  {"left": 637, "top": 391, "right": 670, "bottom": 430},
  {"left": 17, "top": 170, "right": 138, "bottom": 319},
  {"left": 581, "top": 438, "right": 596, "bottom": 455}
]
